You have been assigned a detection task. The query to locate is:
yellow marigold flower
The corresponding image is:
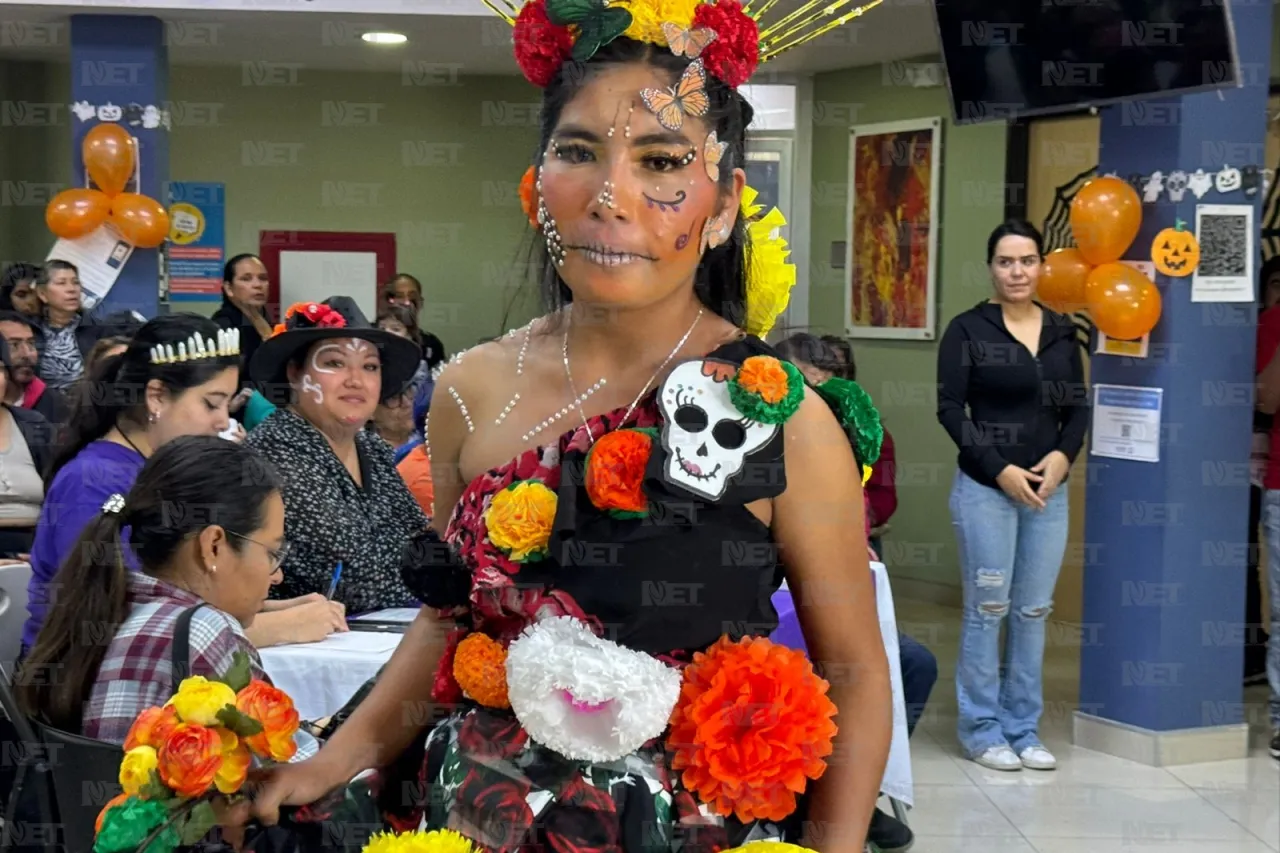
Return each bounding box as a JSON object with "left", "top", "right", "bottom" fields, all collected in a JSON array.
[
  {"left": 618, "top": 0, "right": 701, "bottom": 45},
  {"left": 483, "top": 480, "right": 557, "bottom": 562},
  {"left": 362, "top": 829, "right": 480, "bottom": 853}
]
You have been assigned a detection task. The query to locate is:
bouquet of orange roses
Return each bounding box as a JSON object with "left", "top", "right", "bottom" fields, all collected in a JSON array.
[{"left": 93, "top": 652, "right": 300, "bottom": 853}]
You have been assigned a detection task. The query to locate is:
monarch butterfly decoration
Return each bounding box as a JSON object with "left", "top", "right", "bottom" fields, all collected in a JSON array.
[
  {"left": 662, "top": 21, "right": 718, "bottom": 58},
  {"left": 640, "top": 58, "right": 710, "bottom": 132},
  {"left": 703, "top": 130, "right": 727, "bottom": 182}
]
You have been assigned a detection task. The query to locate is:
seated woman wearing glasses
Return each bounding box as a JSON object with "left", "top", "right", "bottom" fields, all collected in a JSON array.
[{"left": 17, "top": 436, "right": 310, "bottom": 758}]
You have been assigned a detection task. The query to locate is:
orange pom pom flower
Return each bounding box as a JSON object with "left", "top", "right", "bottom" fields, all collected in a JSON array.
[
  {"left": 668, "top": 635, "right": 838, "bottom": 822},
  {"left": 453, "top": 632, "right": 511, "bottom": 708},
  {"left": 735, "top": 356, "right": 790, "bottom": 404},
  {"left": 157, "top": 723, "right": 223, "bottom": 798},
  {"left": 520, "top": 166, "right": 540, "bottom": 229},
  {"left": 236, "top": 679, "right": 300, "bottom": 762},
  {"left": 124, "top": 704, "right": 180, "bottom": 751},
  {"left": 585, "top": 428, "right": 655, "bottom": 517}
]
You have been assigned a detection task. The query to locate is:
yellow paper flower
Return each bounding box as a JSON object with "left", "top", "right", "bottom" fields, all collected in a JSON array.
[
  {"left": 483, "top": 480, "right": 558, "bottom": 562},
  {"left": 617, "top": 0, "right": 701, "bottom": 44},
  {"left": 169, "top": 676, "right": 237, "bottom": 727},
  {"left": 213, "top": 727, "right": 252, "bottom": 795},
  {"left": 741, "top": 185, "right": 796, "bottom": 338},
  {"left": 118, "top": 745, "right": 158, "bottom": 796},
  {"left": 723, "top": 844, "right": 818, "bottom": 853},
  {"left": 362, "top": 829, "right": 479, "bottom": 853}
]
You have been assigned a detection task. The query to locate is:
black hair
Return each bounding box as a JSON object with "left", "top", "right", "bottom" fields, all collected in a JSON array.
[
  {"left": 0, "top": 262, "right": 40, "bottom": 312},
  {"left": 377, "top": 303, "right": 423, "bottom": 347},
  {"left": 385, "top": 273, "right": 423, "bottom": 296},
  {"left": 819, "top": 334, "right": 856, "bottom": 381},
  {"left": 1260, "top": 255, "right": 1280, "bottom": 304},
  {"left": 17, "top": 436, "right": 283, "bottom": 732},
  {"left": 222, "top": 253, "right": 263, "bottom": 303},
  {"left": 775, "top": 333, "right": 844, "bottom": 379},
  {"left": 520, "top": 38, "right": 754, "bottom": 328},
  {"left": 0, "top": 309, "right": 35, "bottom": 332},
  {"left": 50, "top": 313, "right": 240, "bottom": 480},
  {"left": 35, "top": 259, "right": 78, "bottom": 288},
  {"left": 986, "top": 219, "right": 1045, "bottom": 264}
]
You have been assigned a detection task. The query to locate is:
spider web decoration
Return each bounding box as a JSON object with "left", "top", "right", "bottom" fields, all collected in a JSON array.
[
  {"left": 1041, "top": 166, "right": 1098, "bottom": 348},
  {"left": 1262, "top": 158, "right": 1280, "bottom": 264}
]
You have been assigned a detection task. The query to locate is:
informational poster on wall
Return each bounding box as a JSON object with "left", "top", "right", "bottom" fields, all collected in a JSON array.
[
  {"left": 1090, "top": 384, "right": 1163, "bottom": 463},
  {"left": 47, "top": 222, "right": 133, "bottom": 310},
  {"left": 1191, "top": 204, "right": 1254, "bottom": 302},
  {"left": 166, "top": 182, "right": 226, "bottom": 302}
]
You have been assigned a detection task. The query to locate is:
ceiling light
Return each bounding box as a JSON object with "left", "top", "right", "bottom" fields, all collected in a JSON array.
[{"left": 362, "top": 32, "right": 407, "bottom": 45}]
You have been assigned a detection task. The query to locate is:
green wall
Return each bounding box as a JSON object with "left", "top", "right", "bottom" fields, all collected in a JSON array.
[
  {"left": 0, "top": 61, "right": 71, "bottom": 265},
  {"left": 808, "top": 59, "right": 1008, "bottom": 593}
]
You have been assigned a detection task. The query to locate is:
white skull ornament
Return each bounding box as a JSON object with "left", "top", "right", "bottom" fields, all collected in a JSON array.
[{"left": 658, "top": 359, "right": 778, "bottom": 501}]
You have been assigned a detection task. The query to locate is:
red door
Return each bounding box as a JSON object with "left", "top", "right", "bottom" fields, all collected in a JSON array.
[{"left": 258, "top": 230, "right": 396, "bottom": 321}]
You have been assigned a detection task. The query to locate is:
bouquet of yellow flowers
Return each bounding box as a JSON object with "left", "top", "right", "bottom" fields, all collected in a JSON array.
[
  {"left": 361, "top": 829, "right": 480, "bottom": 853},
  {"left": 93, "top": 652, "right": 301, "bottom": 853}
]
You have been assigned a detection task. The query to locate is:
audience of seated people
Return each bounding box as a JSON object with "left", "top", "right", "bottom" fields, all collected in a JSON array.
[
  {"left": 0, "top": 310, "right": 70, "bottom": 431},
  {"left": 15, "top": 435, "right": 315, "bottom": 761},
  {"left": 245, "top": 296, "right": 428, "bottom": 614},
  {"left": 21, "top": 313, "right": 334, "bottom": 658},
  {"left": 0, "top": 262, "right": 41, "bottom": 319},
  {"left": 396, "top": 378, "right": 434, "bottom": 518},
  {"left": 0, "top": 336, "right": 57, "bottom": 558}
]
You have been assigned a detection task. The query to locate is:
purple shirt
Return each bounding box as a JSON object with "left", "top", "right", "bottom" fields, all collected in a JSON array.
[{"left": 23, "top": 441, "right": 145, "bottom": 650}]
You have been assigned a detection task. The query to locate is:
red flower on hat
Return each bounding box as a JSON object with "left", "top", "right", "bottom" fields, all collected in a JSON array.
[
  {"left": 281, "top": 301, "right": 347, "bottom": 331},
  {"left": 513, "top": 0, "right": 574, "bottom": 88},
  {"left": 692, "top": 0, "right": 759, "bottom": 89}
]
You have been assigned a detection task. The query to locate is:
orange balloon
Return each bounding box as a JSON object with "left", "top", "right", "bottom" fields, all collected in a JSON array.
[
  {"left": 45, "top": 188, "right": 111, "bottom": 239},
  {"left": 82, "top": 124, "right": 136, "bottom": 197},
  {"left": 109, "top": 193, "right": 170, "bottom": 249},
  {"left": 1070, "top": 177, "right": 1142, "bottom": 265},
  {"left": 1038, "top": 248, "right": 1092, "bottom": 312},
  {"left": 1085, "top": 263, "right": 1162, "bottom": 340}
]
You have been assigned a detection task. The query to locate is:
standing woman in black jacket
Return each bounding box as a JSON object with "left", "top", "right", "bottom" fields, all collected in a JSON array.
[
  {"left": 212, "top": 253, "right": 273, "bottom": 389},
  {"left": 936, "top": 219, "right": 1090, "bottom": 773}
]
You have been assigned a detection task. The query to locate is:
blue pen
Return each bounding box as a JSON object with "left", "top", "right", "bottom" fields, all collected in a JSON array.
[{"left": 326, "top": 561, "right": 343, "bottom": 600}]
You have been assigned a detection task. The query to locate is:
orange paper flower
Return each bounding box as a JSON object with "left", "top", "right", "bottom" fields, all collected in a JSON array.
[
  {"left": 452, "top": 633, "right": 511, "bottom": 708},
  {"left": 124, "top": 704, "right": 180, "bottom": 751},
  {"left": 213, "top": 728, "right": 252, "bottom": 795},
  {"left": 157, "top": 722, "right": 223, "bottom": 798},
  {"left": 236, "top": 679, "right": 300, "bottom": 762},
  {"left": 668, "top": 635, "right": 838, "bottom": 823},
  {"left": 735, "top": 356, "right": 790, "bottom": 404},
  {"left": 95, "top": 792, "right": 130, "bottom": 834},
  {"left": 520, "top": 166, "right": 539, "bottom": 229},
  {"left": 585, "top": 428, "right": 653, "bottom": 515}
]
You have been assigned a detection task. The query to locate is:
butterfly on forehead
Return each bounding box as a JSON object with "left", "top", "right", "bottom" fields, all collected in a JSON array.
[{"left": 639, "top": 58, "right": 710, "bottom": 133}]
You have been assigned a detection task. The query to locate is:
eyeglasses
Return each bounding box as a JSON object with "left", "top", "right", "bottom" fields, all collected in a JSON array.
[{"left": 227, "top": 531, "right": 291, "bottom": 571}]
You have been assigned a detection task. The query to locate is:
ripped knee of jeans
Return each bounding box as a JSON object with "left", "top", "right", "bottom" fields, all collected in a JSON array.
[
  {"left": 1017, "top": 602, "right": 1054, "bottom": 621},
  {"left": 975, "top": 567, "right": 1005, "bottom": 589},
  {"left": 976, "top": 600, "right": 1010, "bottom": 623}
]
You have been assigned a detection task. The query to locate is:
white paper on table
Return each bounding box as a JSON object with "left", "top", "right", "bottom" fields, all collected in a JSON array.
[
  {"left": 276, "top": 630, "right": 401, "bottom": 655},
  {"left": 47, "top": 222, "right": 134, "bottom": 309},
  {"left": 351, "top": 607, "right": 419, "bottom": 623}
]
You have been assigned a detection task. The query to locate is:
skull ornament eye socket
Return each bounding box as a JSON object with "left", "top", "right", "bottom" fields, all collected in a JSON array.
[{"left": 658, "top": 359, "right": 780, "bottom": 501}]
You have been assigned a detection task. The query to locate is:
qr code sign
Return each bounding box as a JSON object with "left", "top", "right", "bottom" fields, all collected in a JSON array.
[{"left": 1197, "top": 213, "right": 1249, "bottom": 277}]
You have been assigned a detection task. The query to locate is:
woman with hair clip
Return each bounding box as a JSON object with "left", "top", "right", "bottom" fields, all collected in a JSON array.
[
  {"left": 15, "top": 437, "right": 309, "bottom": 760},
  {"left": 241, "top": 9, "right": 892, "bottom": 851},
  {"left": 20, "top": 314, "right": 340, "bottom": 659}
]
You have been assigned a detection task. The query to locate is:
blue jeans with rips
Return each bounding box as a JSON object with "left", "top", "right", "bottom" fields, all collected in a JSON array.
[{"left": 949, "top": 470, "right": 1069, "bottom": 757}]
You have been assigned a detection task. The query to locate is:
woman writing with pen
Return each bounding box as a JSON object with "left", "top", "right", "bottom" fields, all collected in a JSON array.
[{"left": 245, "top": 297, "right": 427, "bottom": 613}]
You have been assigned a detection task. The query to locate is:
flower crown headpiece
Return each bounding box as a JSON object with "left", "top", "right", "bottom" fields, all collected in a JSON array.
[
  {"left": 149, "top": 328, "right": 240, "bottom": 366},
  {"left": 495, "top": 0, "right": 884, "bottom": 89}
]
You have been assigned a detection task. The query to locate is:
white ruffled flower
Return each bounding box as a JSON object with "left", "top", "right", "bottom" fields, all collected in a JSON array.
[{"left": 505, "top": 615, "right": 682, "bottom": 762}]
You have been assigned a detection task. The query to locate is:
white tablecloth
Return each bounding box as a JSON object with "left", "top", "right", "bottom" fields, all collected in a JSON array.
[{"left": 260, "top": 630, "right": 402, "bottom": 721}]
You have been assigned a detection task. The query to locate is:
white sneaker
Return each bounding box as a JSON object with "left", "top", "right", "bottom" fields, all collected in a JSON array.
[
  {"left": 1019, "top": 745, "right": 1057, "bottom": 770},
  {"left": 971, "top": 744, "right": 1022, "bottom": 771}
]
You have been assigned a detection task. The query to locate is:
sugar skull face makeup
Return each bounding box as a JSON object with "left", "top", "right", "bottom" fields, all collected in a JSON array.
[{"left": 536, "top": 62, "right": 744, "bottom": 310}]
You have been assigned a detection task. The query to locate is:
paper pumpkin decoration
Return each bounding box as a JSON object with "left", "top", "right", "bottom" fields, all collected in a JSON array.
[{"left": 1150, "top": 221, "right": 1200, "bottom": 277}]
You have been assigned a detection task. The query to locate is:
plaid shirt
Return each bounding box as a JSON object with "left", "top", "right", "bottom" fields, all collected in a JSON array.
[{"left": 84, "top": 573, "right": 265, "bottom": 743}]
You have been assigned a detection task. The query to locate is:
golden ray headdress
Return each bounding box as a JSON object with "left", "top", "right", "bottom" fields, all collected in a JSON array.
[{"left": 491, "top": 0, "right": 884, "bottom": 89}]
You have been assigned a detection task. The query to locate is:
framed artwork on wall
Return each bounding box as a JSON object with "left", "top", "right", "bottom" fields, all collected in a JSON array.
[{"left": 844, "top": 117, "right": 943, "bottom": 340}]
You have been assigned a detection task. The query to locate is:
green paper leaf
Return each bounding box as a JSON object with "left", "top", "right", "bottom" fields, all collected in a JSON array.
[
  {"left": 179, "top": 801, "right": 218, "bottom": 846},
  {"left": 216, "top": 705, "right": 264, "bottom": 737},
  {"left": 545, "top": 0, "right": 601, "bottom": 25},
  {"left": 217, "top": 651, "right": 253, "bottom": 692},
  {"left": 571, "top": 7, "right": 632, "bottom": 61},
  {"left": 138, "top": 770, "right": 170, "bottom": 802}
]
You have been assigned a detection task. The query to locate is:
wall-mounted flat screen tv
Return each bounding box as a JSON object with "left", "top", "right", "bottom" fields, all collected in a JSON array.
[{"left": 932, "top": 1, "right": 1241, "bottom": 124}]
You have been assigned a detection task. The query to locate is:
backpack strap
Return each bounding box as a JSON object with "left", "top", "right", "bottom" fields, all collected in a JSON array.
[{"left": 171, "top": 603, "right": 208, "bottom": 694}]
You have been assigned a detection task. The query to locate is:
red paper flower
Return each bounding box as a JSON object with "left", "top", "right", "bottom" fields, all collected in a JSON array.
[
  {"left": 668, "top": 635, "right": 837, "bottom": 822},
  {"left": 513, "top": 0, "right": 574, "bottom": 88},
  {"left": 585, "top": 428, "right": 653, "bottom": 516},
  {"left": 281, "top": 301, "right": 347, "bottom": 331},
  {"left": 432, "top": 625, "right": 468, "bottom": 704},
  {"left": 692, "top": 0, "right": 759, "bottom": 89}
]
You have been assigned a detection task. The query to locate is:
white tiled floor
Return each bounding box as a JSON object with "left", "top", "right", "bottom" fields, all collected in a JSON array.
[{"left": 890, "top": 599, "right": 1280, "bottom": 853}]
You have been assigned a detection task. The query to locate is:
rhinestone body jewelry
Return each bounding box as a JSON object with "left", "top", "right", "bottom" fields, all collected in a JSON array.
[{"left": 596, "top": 181, "right": 617, "bottom": 209}]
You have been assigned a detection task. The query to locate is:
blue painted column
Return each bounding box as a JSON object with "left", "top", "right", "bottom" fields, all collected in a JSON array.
[
  {"left": 69, "top": 15, "right": 168, "bottom": 317},
  {"left": 1078, "top": 0, "right": 1273, "bottom": 745}
]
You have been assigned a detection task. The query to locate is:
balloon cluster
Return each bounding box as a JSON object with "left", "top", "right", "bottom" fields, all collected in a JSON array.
[
  {"left": 44, "top": 124, "right": 170, "bottom": 249},
  {"left": 1039, "top": 176, "right": 1162, "bottom": 341}
]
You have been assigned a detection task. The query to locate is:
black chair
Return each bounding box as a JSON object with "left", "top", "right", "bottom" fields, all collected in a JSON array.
[{"left": 0, "top": 666, "right": 121, "bottom": 853}]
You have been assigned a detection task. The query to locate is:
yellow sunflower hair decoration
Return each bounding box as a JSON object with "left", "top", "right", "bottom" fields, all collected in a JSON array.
[
  {"left": 741, "top": 184, "right": 796, "bottom": 338},
  {"left": 616, "top": 0, "right": 702, "bottom": 45}
]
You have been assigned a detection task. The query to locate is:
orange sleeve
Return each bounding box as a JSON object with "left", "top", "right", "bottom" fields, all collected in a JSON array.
[{"left": 396, "top": 445, "right": 435, "bottom": 518}]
